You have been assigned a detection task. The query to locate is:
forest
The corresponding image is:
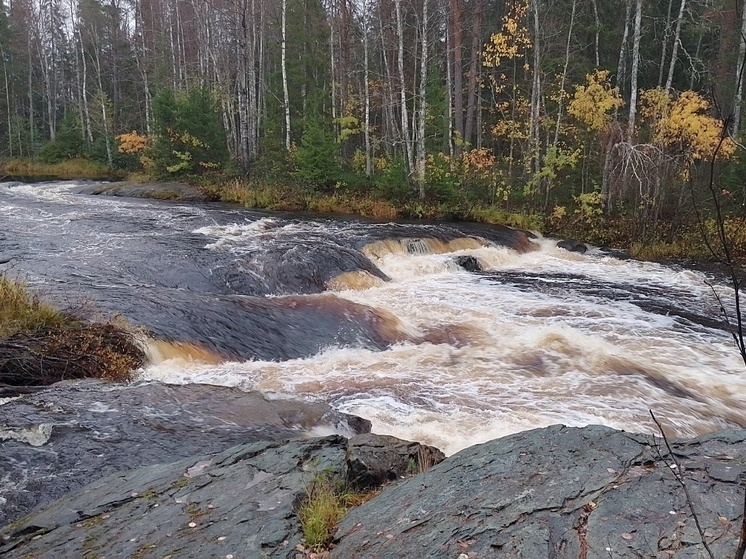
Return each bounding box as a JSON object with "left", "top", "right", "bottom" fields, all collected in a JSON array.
[{"left": 2, "top": 0, "right": 746, "bottom": 253}]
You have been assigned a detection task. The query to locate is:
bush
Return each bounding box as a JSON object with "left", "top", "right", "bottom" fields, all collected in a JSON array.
[
  {"left": 293, "top": 119, "right": 341, "bottom": 190},
  {"left": 39, "top": 115, "right": 86, "bottom": 163},
  {"left": 150, "top": 88, "right": 229, "bottom": 177}
]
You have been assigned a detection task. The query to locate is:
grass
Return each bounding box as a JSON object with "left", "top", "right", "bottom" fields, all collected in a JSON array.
[
  {"left": 0, "top": 275, "right": 144, "bottom": 386},
  {"left": 298, "top": 475, "right": 348, "bottom": 552},
  {"left": 297, "top": 474, "right": 379, "bottom": 552},
  {"left": 0, "top": 276, "right": 66, "bottom": 338},
  {"left": 470, "top": 207, "right": 546, "bottom": 231},
  {"left": 0, "top": 158, "right": 122, "bottom": 180}
]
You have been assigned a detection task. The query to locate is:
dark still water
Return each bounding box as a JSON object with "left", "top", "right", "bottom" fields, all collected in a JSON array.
[{"left": 1, "top": 180, "right": 743, "bottom": 454}]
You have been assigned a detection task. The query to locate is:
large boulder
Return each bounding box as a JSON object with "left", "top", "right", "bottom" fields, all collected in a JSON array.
[
  {"left": 0, "top": 434, "right": 443, "bottom": 559},
  {"left": 557, "top": 239, "right": 588, "bottom": 253},
  {"left": 332, "top": 425, "right": 746, "bottom": 558},
  {"left": 0, "top": 380, "right": 371, "bottom": 526},
  {"left": 4, "top": 422, "right": 746, "bottom": 558}
]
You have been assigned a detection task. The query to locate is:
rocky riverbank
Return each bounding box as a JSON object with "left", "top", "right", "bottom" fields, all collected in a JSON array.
[
  {"left": 76, "top": 181, "right": 212, "bottom": 202},
  {"left": 2, "top": 381, "right": 745, "bottom": 558}
]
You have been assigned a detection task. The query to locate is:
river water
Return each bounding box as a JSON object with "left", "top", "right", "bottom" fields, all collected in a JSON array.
[{"left": 2, "top": 180, "right": 744, "bottom": 455}]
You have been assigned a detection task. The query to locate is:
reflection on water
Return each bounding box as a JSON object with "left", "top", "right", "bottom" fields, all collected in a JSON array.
[{"left": 1, "top": 180, "right": 744, "bottom": 454}]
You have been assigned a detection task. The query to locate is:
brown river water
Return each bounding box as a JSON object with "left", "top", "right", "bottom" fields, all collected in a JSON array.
[{"left": 1, "top": 180, "right": 744, "bottom": 454}]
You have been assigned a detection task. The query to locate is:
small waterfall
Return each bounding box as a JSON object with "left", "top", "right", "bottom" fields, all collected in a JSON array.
[{"left": 2, "top": 180, "right": 743, "bottom": 455}]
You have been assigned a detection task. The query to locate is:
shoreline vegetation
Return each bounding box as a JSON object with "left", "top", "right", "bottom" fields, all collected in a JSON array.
[
  {"left": 2, "top": 157, "right": 741, "bottom": 265},
  {"left": 0, "top": 274, "right": 143, "bottom": 395}
]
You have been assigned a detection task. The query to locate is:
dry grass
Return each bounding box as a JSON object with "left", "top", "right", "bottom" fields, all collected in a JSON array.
[
  {"left": 0, "top": 276, "right": 144, "bottom": 387},
  {"left": 0, "top": 276, "right": 66, "bottom": 338},
  {"left": 298, "top": 475, "right": 348, "bottom": 552},
  {"left": 297, "top": 475, "right": 380, "bottom": 553},
  {"left": 0, "top": 158, "right": 118, "bottom": 180}
]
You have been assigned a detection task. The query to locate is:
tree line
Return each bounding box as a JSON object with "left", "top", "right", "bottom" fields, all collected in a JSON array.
[{"left": 2, "top": 0, "right": 746, "bottom": 236}]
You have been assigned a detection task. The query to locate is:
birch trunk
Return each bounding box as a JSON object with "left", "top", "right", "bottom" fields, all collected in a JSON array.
[
  {"left": 281, "top": 0, "right": 290, "bottom": 150},
  {"left": 664, "top": 0, "right": 685, "bottom": 94},
  {"left": 529, "top": 0, "right": 541, "bottom": 177},
  {"left": 363, "top": 0, "right": 372, "bottom": 177},
  {"left": 445, "top": 22, "right": 453, "bottom": 157},
  {"left": 627, "top": 0, "right": 642, "bottom": 141},
  {"left": 658, "top": 0, "right": 673, "bottom": 87},
  {"left": 395, "top": 0, "right": 413, "bottom": 172},
  {"left": 591, "top": 0, "right": 600, "bottom": 67},
  {"left": 616, "top": 0, "right": 632, "bottom": 91},
  {"left": 416, "top": 0, "right": 429, "bottom": 198},
  {"left": 733, "top": 0, "right": 746, "bottom": 136}
]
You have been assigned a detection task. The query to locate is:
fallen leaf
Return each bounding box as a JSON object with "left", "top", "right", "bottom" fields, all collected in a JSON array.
[{"left": 621, "top": 532, "right": 633, "bottom": 540}]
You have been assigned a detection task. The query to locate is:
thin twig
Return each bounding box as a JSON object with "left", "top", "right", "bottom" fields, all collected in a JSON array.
[{"left": 649, "top": 410, "right": 715, "bottom": 559}]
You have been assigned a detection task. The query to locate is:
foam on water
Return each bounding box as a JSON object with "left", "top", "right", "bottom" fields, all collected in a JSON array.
[
  {"left": 3, "top": 181, "right": 740, "bottom": 455},
  {"left": 142, "top": 239, "right": 745, "bottom": 455}
]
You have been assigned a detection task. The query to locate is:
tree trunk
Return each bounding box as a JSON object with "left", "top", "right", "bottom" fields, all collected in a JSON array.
[
  {"left": 529, "top": 0, "right": 541, "bottom": 177},
  {"left": 658, "top": 0, "right": 673, "bottom": 87},
  {"left": 464, "top": 0, "right": 482, "bottom": 147},
  {"left": 1, "top": 45, "right": 12, "bottom": 156},
  {"left": 363, "top": 0, "right": 372, "bottom": 177},
  {"left": 281, "top": 0, "right": 290, "bottom": 150},
  {"left": 627, "top": 0, "right": 642, "bottom": 141},
  {"left": 664, "top": 0, "right": 685, "bottom": 94},
  {"left": 591, "top": 0, "right": 600, "bottom": 67},
  {"left": 395, "top": 0, "right": 413, "bottom": 172},
  {"left": 445, "top": 21, "right": 453, "bottom": 157},
  {"left": 553, "top": 0, "right": 575, "bottom": 147},
  {"left": 616, "top": 0, "right": 632, "bottom": 92},
  {"left": 733, "top": 0, "right": 746, "bottom": 136},
  {"left": 450, "top": 0, "right": 463, "bottom": 153},
  {"left": 416, "top": 0, "right": 429, "bottom": 198}
]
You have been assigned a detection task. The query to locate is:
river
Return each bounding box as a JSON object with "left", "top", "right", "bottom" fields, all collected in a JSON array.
[{"left": 1, "top": 180, "right": 744, "bottom": 455}]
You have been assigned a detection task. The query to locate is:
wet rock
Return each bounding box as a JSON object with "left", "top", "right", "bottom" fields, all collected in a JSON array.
[
  {"left": 346, "top": 433, "right": 446, "bottom": 488},
  {"left": 454, "top": 255, "right": 482, "bottom": 272},
  {"left": 0, "top": 434, "right": 443, "bottom": 559},
  {"left": 332, "top": 425, "right": 746, "bottom": 559},
  {"left": 557, "top": 238, "right": 588, "bottom": 253},
  {"left": 0, "top": 380, "right": 370, "bottom": 526},
  {"left": 77, "top": 181, "right": 211, "bottom": 202},
  {"left": 5, "top": 423, "right": 746, "bottom": 558}
]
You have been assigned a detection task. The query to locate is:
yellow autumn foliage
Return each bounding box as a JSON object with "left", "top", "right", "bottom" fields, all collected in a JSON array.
[
  {"left": 483, "top": 0, "right": 530, "bottom": 68},
  {"left": 568, "top": 70, "right": 623, "bottom": 132},
  {"left": 116, "top": 131, "right": 150, "bottom": 154},
  {"left": 640, "top": 88, "right": 735, "bottom": 161}
]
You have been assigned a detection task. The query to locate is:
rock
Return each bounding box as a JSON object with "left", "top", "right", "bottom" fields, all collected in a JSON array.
[
  {"left": 557, "top": 239, "right": 588, "bottom": 253},
  {"left": 454, "top": 255, "right": 482, "bottom": 272},
  {"left": 0, "top": 434, "right": 443, "bottom": 559},
  {"left": 76, "top": 182, "right": 211, "bottom": 202},
  {"left": 346, "top": 433, "right": 446, "bottom": 488},
  {"left": 5, "top": 424, "right": 746, "bottom": 558},
  {"left": 331, "top": 425, "right": 746, "bottom": 559},
  {"left": 0, "top": 380, "right": 371, "bottom": 526}
]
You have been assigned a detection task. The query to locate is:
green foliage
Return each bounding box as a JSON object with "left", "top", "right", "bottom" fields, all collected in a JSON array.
[
  {"left": 372, "top": 158, "right": 412, "bottom": 201},
  {"left": 335, "top": 115, "right": 362, "bottom": 142},
  {"left": 426, "top": 152, "right": 462, "bottom": 203},
  {"left": 293, "top": 118, "right": 341, "bottom": 190},
  {"left": 150, "top": 88, "right": 228, "bottom": 177},
  {"left": 39, "top": 115, "right": 86, "bottom": 163},
  {"left": 297, "top": 474, "right": 347, "bottom": 552}
]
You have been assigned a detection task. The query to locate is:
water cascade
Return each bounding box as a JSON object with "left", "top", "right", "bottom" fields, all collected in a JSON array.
[{"left": 1, "top": 180, "right": 743, "bottom": 455}]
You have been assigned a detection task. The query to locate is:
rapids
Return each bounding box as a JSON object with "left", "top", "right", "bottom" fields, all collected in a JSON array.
[{"left": 1, "top": 180, "right": 744, "bottom": 455}]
